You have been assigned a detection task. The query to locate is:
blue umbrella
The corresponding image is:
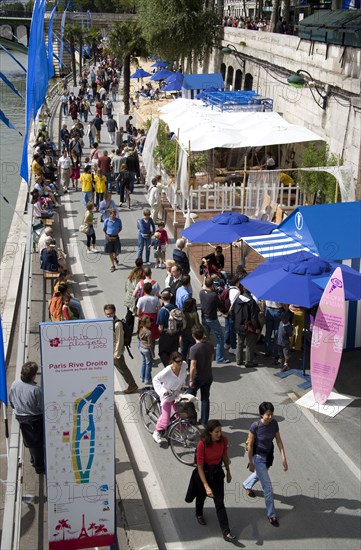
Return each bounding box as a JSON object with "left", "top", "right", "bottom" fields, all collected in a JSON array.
[
  {"left": 181, "top": 212, "right": 275, "bottom": 243},
  {"left": 150, "top": 69, "right": 173, "bottom": 81},
  {"left": 166, "top": 71, "right": 184, "bottom": 83},
  {"left": 162, "top": 72, "right": 184, "bottom": 91},
  {"left": 241, "top": 254, "right": 361, "bottom": 308},
  {"left": 130, "top": 68, "right": 151, "bottom": 79},
  {"left": 181, "top": 212, "right": 275, "bottom": 275},
  {"left": 162, "top": 80, "right": 183, "bottom": 92},
  {"left": 151, "top": 60, "right": 168, "bottom": 68}
]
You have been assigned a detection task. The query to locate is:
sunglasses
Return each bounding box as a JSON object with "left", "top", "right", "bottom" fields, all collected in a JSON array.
[{"left": 174, "top": 359, "right": 183, "bottom": 363}]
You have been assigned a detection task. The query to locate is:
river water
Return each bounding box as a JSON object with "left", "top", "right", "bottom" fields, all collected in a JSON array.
[{"left": 0, "top": 51, "right": 27, "bottom": 257}]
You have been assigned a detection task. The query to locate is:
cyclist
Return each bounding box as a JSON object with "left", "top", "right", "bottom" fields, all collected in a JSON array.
[{"left": 152, "top": 351, "right": 187, "bottom": 444}]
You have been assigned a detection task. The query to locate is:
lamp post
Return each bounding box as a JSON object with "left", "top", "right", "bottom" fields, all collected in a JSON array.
[{"left": 287, "top": 69, "right": 330, "bottom": 110}]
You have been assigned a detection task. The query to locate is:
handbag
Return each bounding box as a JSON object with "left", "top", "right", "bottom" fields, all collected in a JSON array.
[{"left": 79, "top": 223, "right": 88, "bottom": 234}]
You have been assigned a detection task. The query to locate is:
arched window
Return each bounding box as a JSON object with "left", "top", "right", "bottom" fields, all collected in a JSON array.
[
  {"left": 220, "top": 63, "right": 226, "bottom": 81},
  {"left": 234, "top": 69, "right": 243, "bottom": 90},
  {"left": 226, "top": 66, "right": 234, "bottom": 90},
  {"left": 244, "top": 73, "right": 253, "bottom": 91}
]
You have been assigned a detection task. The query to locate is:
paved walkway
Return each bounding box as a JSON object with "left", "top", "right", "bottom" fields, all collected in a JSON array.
[{"left": 53, "top": 89, "right": 361, "bottom": 550}]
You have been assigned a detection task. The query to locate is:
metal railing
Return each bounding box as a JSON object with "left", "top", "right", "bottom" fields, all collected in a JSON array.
[{"left": 1, "top": 78, "right": 63, "bottom": 550}]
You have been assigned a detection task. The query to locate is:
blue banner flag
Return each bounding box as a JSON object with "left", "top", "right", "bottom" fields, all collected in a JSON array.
[
  {"left": 59, "top": 7, "right": 68, "bottom": 72},
  {"left": 0, "top": 317, "right": 8, "bottom": 406},
  {"left": 0, "top": 71, "right": 24, "bottom": 99},
  {"left": 20, "top": 0, "right": 49, "bottom": 183},
  {"left": 0, "top": 43, "right": 27, "bottom": 73},
  {"left": 47, "top": 3, "right": 58, "bottom": 79},
  {"left": 0, "top": 109, "right": 16, "bottom": 131}
]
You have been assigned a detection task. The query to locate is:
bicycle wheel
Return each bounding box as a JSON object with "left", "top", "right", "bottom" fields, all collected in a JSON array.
[
  {"left": 139, "top": 391, "right": 160, "bottom": 433},
  {"left": 168, "top": 420, "right": 202, "bottom": 466}
]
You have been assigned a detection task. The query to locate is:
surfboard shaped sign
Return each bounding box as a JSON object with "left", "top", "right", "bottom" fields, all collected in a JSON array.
[{"left": 310, "top": 267, "right": 345, "bottom": 405}]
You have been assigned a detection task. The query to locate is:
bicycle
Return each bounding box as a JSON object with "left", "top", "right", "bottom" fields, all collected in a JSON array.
[{"left": 139, "top": 387, "right": 202, "bottom": 466}]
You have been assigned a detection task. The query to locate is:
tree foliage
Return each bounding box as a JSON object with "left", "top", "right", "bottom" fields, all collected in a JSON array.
[
  {"left": 108, "top": 21, "right": 148, "bottom": 114},
  {"left": 136, "top": 0, "right": 220, "bottom": 63},
  {"left": 298, "top": 142, "right": 339, "bottom": 204}
]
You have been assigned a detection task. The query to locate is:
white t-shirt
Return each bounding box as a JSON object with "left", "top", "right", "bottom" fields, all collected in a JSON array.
[
  {"left": 58, "top": 156, "right": 71, "bottom": 170},
  {"left": 137, "top": 295, "right": 161, "bottom": 314}
]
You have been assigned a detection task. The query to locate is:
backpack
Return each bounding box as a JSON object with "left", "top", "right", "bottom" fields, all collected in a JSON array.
[
  {"left": 106, "top": 99, "right": 112, "bottom": 110},
  {"left": 114, "top": 317, "right": 133, "bottom": 358},
  {"left": 219, "top": 287, "right": 231, "bottom": 314},
  {"left": 164, "top": 307, "right": 186, "bottom": 335},
  {"left": 245, "top": 421, "right": 259, "bottom": 452},
  {"left": 137, "top": 279, "right": 156, "bottom": 300}
]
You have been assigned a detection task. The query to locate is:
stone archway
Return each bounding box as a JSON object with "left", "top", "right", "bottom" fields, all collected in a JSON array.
[
  {"left": 226, "top": 65, "right": 234, "bottom": 90},
  {"left": 234, "top": 69, "right": 243, "bottom": 90},
  {"left": 244, "top": 73, "right": 253, "bottom": 91},
  {"left": 220, "top": 62, "right": 226, "bottom": 81}
]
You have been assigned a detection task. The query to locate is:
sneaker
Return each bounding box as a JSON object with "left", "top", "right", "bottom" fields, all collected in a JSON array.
[
  {"left": 145, "top": 262, "right": 151, "bottom": 266},
  {"left": 91, "top": 247, "right": 98, "bottom": 253},
  {"left": 144, "top": 380, "right": 152, "bottom": 386},
  {"left": 224, "top": 343, "right": 230, "bottom": 350},
  {"left": 281, "top": 365, "right": 290, "bottom": 372},
  {"left": 152, "top": 430, "right": 162, "bottom": 444},
  {"left": 217, "top": 359, "right": 230, "bottom": 364},
  {"left": 228, "top": 348, "right": 237, "bottom": 355}
]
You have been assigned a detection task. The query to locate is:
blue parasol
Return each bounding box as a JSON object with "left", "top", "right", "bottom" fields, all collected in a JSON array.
[
  {"left": 151, "top": 60, "right": 168, "bottom": 68},
  {"left": 241, "top": 253, "right": 361, "bottom": 308},
  {"left": 130, "top": 68, "right": 151, "bottom": 79},
  {"left": 181, "top": 212, "right": 275, "bottom": 275},
  {"left": 150, "top": 69, "right": 173, "bottom": 81}
]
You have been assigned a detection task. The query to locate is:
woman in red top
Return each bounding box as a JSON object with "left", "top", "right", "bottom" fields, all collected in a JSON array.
[{"left": 193, "top": 420, "right": 237, "bottom": 543}]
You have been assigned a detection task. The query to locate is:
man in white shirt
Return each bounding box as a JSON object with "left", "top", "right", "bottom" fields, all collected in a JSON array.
[
  {"left": 148, "top": 177, "right": 162, "bottom": 222},
  {"left": 37, "top": 227, "right": 54, "bottom": 255},
  {"left": 57, "top": 150, "right": 72, "bottom": 192},
  {"left": 224, "top": 276, "right": 241, "bottom": 354}
]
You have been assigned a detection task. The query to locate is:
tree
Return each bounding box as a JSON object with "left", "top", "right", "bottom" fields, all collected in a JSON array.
[
  {"left": 270, "top": 0, "right": 280, "bottom": 33},
  {"left": 85, "top": 26, "right": 102, "bottom": 65},
  {"left": 108, "top": 21, "right": 148, "bottom": 114},
  {"left": 55, "top": 519, "right": 71, "bottom": 541},
  {"left": 64, "top": 24, "right": 79, "bottom": 86},
  {"left": 298, "top": 142, "right": 339, "bottom": 204},
  {"left": 136, "top": 0, "right": 220, "bottom": 64}
]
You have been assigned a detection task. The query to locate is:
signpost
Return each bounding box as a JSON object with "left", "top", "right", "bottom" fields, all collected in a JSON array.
[
  {"left": 310, "top": 267, "right": 345, "bottom": 405},
  {"left": 40, "top": 319, "right": 115, "bottom": 550}
]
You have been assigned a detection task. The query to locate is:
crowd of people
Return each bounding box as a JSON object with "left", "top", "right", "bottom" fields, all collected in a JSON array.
[{"left": 12, "top": 53, "right": 306, "bottom": 545}]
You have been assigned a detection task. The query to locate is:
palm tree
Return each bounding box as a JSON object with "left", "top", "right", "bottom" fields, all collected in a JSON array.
[
  {"left": 88, "top": 522, "right": 97, "bottom": 536},
  {"left": 270, "top": 0, "right": 281, "bottom": 32},
  {"left": 64, "top": 24, "right": 80, "bottom": 86},
  {"left": 95, "top": 523, "right": 108, "bottom": 534},
  {"left": 86, "top": 26, "right": 102, "bottom": 65},
  {"left": 108, "top": 21, "right": 148, "bottom": 114},
  {"left": 55, "top": 519, "right": 71, "bottom": 541}
]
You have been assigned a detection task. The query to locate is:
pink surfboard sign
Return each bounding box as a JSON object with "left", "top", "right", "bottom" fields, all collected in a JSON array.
[{"left": 310, "top": 267, "right": 345, "bottom": 405}]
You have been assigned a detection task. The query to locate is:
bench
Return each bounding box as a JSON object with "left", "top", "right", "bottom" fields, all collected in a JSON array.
[{"left": 36, "top": 217, "right": 54, "bottom": 226}]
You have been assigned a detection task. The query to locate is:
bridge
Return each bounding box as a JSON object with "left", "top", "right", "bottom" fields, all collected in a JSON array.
[{"left": 0, "top": 11, "right": 136, "bottom": 63}]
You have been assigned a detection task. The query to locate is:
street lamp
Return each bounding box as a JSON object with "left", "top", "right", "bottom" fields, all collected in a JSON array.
[
  {"left": 287, "top": 69, "right": 330, "bottom": 110},
  {"left": 221, "top": 44, "right": 245, "bottom": 58}
]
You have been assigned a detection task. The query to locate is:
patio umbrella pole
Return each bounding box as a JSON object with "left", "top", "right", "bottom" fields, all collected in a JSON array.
[{"left": 230, "top": 242, "right": 233, "bottom": 277}]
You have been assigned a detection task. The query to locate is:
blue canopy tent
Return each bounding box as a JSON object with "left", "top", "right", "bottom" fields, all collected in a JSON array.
[
  {"left": 182, "top": 73, "right": 224, "bottom": 99},
  {"left": 243, "top": 201, "right": 361, "bottom": 348}
]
